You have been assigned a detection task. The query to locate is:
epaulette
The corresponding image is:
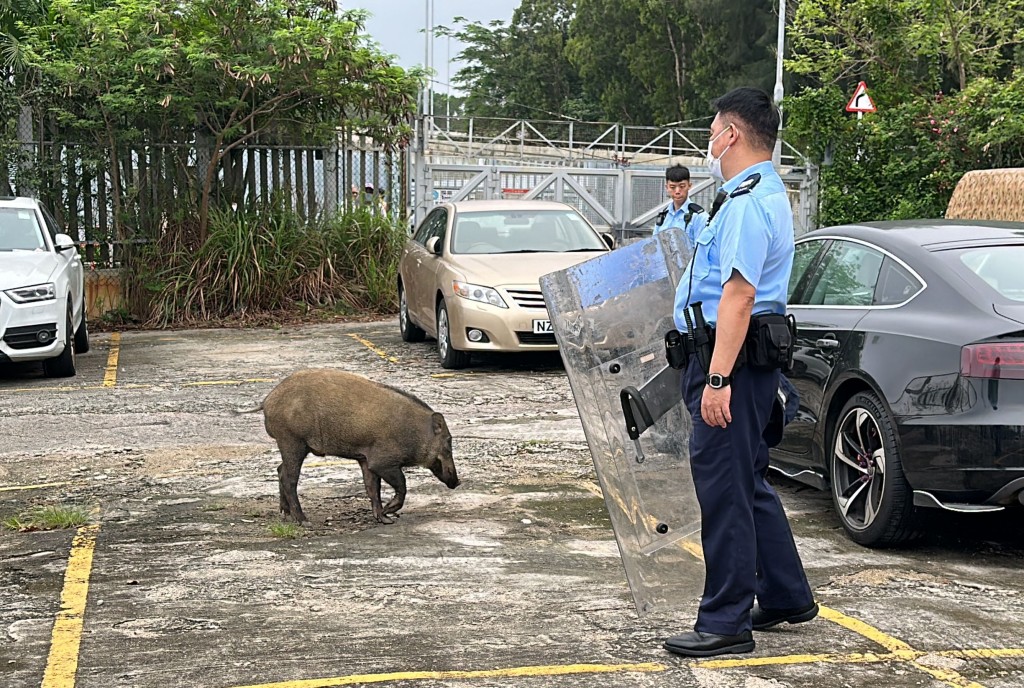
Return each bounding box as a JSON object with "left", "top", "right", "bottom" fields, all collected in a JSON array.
[
  {"left": 729, "top": 173, "right": 761, "bottom": 198},
  {"left": 683, "top": 202, "right": 705, "bottom": 225}
]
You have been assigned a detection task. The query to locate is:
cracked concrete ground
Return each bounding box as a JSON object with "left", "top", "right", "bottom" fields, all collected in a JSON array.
[{"left": 1, "top": 319, "right": 1023, "bottom": 688}]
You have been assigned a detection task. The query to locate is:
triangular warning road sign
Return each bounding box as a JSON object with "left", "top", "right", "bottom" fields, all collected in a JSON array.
[{"left": 846, "top": 81, "right": 876, "bottom": 113}]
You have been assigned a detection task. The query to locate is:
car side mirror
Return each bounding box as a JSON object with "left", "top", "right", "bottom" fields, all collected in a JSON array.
[
  {"left": 54, "top": 233, "right": 76, "bottom": 253},
  {"left": 425, "top": 236, "right": 442, "bottom": 256},
  {"left": 600, "top": 232, "right": 616, "bottom": 250}
]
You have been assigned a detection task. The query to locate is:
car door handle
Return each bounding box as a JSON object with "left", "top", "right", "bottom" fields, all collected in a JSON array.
[{"left": 815, "top": 336, "right": 841, "bottom": 349}]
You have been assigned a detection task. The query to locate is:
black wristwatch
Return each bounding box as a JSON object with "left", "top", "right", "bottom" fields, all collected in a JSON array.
[{"left": 707, "top": 372, "right": 732, "bottom": 389}]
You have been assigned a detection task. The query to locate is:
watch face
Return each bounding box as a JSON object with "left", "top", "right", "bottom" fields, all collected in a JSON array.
[{"left": 709, "top": 373, "right": 723, "bottom": 388}]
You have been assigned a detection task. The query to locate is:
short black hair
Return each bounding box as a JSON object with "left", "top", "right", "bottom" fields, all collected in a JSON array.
[
  {"left": 666, "top": 164, "right": 691, "bottom": 183},
  {"left": 712, "top": 87, "right": 780, "bottom": 153}
]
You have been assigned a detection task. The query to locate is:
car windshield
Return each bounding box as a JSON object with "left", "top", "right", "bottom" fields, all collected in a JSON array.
[
  {"left": 949, "top": 245, "right": 1024, "bottom": 302},
  {"left": 0, "top": 208, "right": 46, "bottom": 252},
  {"left": 451, "top": 209, "right": 606, "bottom": 254}
]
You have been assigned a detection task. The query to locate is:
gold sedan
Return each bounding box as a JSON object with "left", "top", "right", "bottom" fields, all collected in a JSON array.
[{"left": 398, "top": 200, "right": 613, "bottom": 368}]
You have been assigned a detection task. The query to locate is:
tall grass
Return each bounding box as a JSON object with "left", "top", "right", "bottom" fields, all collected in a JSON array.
[{"left": 142, "top": 203, "right": 405, "bottom": 325}]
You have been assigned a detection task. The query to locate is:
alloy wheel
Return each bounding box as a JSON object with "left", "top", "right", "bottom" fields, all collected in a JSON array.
[
  {"left": 832, "top": 407, "right": 887, "bottom": 531},
  {"left": 438, "top": 307, "right": 450, "bottom": 359}
]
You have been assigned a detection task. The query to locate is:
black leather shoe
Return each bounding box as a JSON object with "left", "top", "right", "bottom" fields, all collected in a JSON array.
[
  {"left": 751, "top": 601, "right": 819, "bottom": 630},
  {"left": 663, "top": 630, "right": 755, "bottom": 657}
]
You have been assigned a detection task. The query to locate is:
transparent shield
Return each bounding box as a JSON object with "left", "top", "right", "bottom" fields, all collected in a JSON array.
[{"left": 540, "top": 228, "right": 704, "bottom": 618}]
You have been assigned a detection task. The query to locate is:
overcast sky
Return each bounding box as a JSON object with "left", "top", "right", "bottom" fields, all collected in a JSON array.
[{"left": 345, "top": 0, "right": 521, "bottom": 94}]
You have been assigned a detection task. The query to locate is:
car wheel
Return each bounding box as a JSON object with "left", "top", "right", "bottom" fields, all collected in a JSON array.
[
  {"left": 399, "top": 283, "right": 425, "bottom": 343},
  {"left": 436, "top": 299, "right": 470, "bottom": 369},
  {"left": 74, "top": 309, "right": 90, "bottom": 354},
  {"left": 829, "top": 392, "right": 919, "bottom": 547},
  {"left": 43, "top": 306, "right": 77, "bottom": 378}
]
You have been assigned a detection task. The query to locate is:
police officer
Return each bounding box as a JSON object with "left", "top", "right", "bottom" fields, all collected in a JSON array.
[
  {"left": 663, "top": 87, "right": 816, "bottom": 658},
  {"left": 652, "top": 164, "right": 707, "bottom": 248}
]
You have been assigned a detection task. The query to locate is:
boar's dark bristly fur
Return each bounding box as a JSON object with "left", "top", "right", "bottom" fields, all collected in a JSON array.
[{"left": 252, "top": 369, "right": 459, "bottom": 524}]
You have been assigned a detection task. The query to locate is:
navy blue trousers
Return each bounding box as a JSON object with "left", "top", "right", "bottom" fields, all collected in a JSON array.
[{"left": 683, "top": 358, "right": 813, "bottom": 635}]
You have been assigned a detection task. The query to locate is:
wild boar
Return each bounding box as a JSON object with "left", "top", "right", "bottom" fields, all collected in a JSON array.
[{"left": 241, "top": 369, "right": 460, "bottom": 524}]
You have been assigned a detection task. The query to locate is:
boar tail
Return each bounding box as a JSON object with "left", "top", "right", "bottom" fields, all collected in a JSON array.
[{"left": 232, "top": 404, "right": 264, "bottom": 415}]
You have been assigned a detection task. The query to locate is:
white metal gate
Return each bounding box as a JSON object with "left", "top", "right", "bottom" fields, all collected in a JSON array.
[{"left": 409, "top": 116, "right": 819, "bottom": 240}]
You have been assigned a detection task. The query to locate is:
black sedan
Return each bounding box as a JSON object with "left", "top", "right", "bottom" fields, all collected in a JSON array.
[{"left": 772, "top": 219, "right": 1024, "bottom": 547}]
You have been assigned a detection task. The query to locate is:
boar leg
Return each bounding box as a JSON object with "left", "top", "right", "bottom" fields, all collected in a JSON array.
[
  {"left": 378, "top": 467, "right": 408, "bottom": 516},
  {"left": 357, "top": 461, "right": 393, "bottom": 524},
  {"left": 276, "top": 437, "right": 309, "bottom": 523}
]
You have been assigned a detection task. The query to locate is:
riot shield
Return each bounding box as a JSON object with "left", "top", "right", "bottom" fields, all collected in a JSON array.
[{"left": 539, "top": 228, "right": 703, "bottom": 619}]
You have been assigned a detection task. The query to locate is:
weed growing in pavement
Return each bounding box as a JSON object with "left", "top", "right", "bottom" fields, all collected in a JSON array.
[
  {"left": 2, "top": 505, "right": 91, "bottom": 532},
  {"left": 268, "top": 522, "right": 302, "bottom": 539}
]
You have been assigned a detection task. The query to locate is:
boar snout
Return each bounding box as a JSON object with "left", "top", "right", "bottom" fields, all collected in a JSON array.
[{"left": 429, "top": 459, "right": 460, "bottom": 489}]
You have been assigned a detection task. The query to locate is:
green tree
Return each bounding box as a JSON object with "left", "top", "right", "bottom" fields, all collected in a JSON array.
[
  {"left": 443, "top": 0, "right": 594, "bottom": 120},
  {"left": 0, "top": 0, "right": 52, "bottom": 195},
  {"left": 20, "top": 0, "right": 422, "bottom": 238},
  {"left": 786, "top": 0, "right": 1024, "bottom": 225},
  {"left": 564, "top": 0, "right": 651, "bottom": 122}
]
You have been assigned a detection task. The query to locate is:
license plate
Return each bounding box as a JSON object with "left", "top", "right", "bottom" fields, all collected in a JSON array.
[{"left": 532, "top": 319, "right": 553, "bottom": 334}]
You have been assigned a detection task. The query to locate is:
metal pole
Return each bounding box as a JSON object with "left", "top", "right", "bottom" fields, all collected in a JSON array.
[
  {"left": 428, "top": 0, "right": 434, "bottom": 119},
  {"left": 446, "top": 35, "right": 451, "bottom": 131},
  {"left": 772, "top": 0, "right": 786, "bottom": 168},
  {"left": 423, "top": 0, "right": 430, "bottom": 118}
]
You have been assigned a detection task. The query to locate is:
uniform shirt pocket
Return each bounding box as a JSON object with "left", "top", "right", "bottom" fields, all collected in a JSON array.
[{"left": 692, "top": 225, "right": 716, "bottom": 280}]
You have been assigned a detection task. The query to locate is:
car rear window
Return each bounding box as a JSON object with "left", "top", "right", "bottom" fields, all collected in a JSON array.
[
  {"left": 0, "top": 208, "right": 46, "bottom": 251},
  {"left": 947, "top": 245, "right": 1024, "bottom": 302}
]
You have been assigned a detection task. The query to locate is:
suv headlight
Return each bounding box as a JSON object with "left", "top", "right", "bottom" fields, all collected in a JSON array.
[
  {"left": 453, "top": 280, "right": 508, "bottom": 308},
  {"left": 5, "top": 283, "right": 56, "bottom": 303}
]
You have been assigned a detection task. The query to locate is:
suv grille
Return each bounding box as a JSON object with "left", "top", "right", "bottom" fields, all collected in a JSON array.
[{"left": 507, "top": 289, "right": 546, "bottom": 309}]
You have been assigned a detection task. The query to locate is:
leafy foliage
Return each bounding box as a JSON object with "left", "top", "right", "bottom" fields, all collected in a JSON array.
[
  {"left": 785, "top": 0, "right": 1024, "bottom": 225},
  {"left": 142, "top": 203, "right": 407, "bottom": 326},
  {"left": 17, "top": 0, "right": 421, "bottom": 238},
  {"left": 448, "top": 0, "right": 780, "bottom": 123}
]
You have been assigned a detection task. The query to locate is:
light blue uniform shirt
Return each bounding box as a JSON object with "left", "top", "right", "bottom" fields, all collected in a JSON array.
[
  {"left": 653, "top": 199, "right": 708, "bottom": 249},
  {"left": 673, "top": 160, "right": 794, "bottom": 332}
]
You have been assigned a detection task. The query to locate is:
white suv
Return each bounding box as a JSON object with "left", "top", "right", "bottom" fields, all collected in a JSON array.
[{"left": 0, "top": 196, "right": 89, "bottom": 377}]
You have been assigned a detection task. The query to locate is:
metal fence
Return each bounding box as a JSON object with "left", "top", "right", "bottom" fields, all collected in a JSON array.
[
  {"left": 410, "top": 116, "right": 819, "bottom": 240},
  {"left": 10, "top": 131, "right": 404, "bottom": 267}
]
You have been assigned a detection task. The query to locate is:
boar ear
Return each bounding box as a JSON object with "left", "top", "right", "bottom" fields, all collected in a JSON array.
[{"left": 431, "top": 412, "right": 446, "bottom": 435}]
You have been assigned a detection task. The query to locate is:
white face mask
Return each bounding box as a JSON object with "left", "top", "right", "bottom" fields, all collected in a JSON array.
[{"left": 705, "top": 125, "right": 733, "bottom": 182}]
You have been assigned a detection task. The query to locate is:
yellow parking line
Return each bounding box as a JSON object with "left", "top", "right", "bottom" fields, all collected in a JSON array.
[
  {"left": 818, "top": 606, "right": 989, "bottom": 686},
  {"left": 183, "top": 378, "right": 275, "bottom": 387},
  {"left": 818, "top": 605, "right": 914, "bottom": 653},
  {"left": 699, "top": 649, "right": 910, "bottom": 669},
  {"left": 348, "top": 333, "right": 398, "bottom": 363},
  {"left": 708, "top": 606, "right": 987, "bottom": 688},
  {"left": 941, "top": 649, "right": 1024, "bottom": 660},
  {"left": 0, "top": 481, "right": 69, "bottom": 492},
  {"left": 4, "top": 384, "right": 110, "bottom": 393},
  {"left": 228, "top": 662, "right": 667, "bottom": 688},
  {"left": 41, "top": 524, "right": 100, "bottom": 688},
  {"left": 3, "top": 378, "right": 270, "bottom": 394},
  {"left": 102, "top": 332, "right": 121, "bottom": 387},
  {"left": 305, "top": 460, "right": 349, "bottom": 468}
]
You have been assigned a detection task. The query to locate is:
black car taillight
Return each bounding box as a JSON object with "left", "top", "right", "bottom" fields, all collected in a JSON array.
[{"left": 960, "top": 342, "right": 1024, "bottom": 380}]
